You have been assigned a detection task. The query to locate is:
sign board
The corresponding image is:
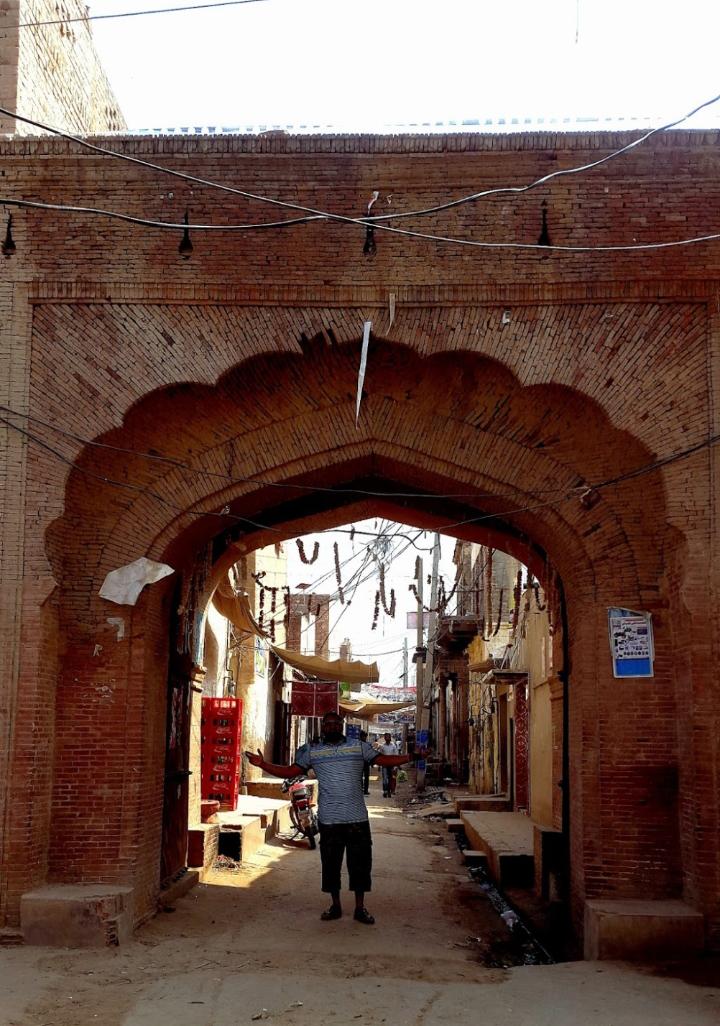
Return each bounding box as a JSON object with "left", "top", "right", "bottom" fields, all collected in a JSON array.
[
  {"left": 406, "top": 611, "right": 431, "bottom": 629},
  {"left": 608, "top": 608, "right": 654, "bottom": 678},
  {"left": 345, "top": 723, "right": 361, "bottom": 740},
  {"left": 291, "top": 680, "right": 339, "bottom": 717}
]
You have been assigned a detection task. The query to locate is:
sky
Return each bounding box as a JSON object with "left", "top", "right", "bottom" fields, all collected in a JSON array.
[
  {"left": 285, "top": 520, "right": 459, "bottom": 688},
  {"left": 88, "top": 0, "right": 720, "bottom": 132}
]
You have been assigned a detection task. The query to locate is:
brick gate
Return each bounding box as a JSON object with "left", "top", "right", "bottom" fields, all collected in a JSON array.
[{"left": 0, "top": 129, "right": 718, "bottom": 951}]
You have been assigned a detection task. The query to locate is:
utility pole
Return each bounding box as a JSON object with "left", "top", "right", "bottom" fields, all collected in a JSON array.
[
  {"left": 402, "top": 636, "right": 409, "bottom": 687},
  {"left": 413, "top": 556, "right": 424, "bottom": 739},
  {"left": 417, "top": 533, "right": 441, "bottom": 792}
]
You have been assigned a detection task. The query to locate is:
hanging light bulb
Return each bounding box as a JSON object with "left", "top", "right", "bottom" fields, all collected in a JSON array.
[
  {"left": 2, "top": 214, "right": 16, "bottom": 258},
  {"left": 178, "top": 209, "right": 193, "bottom": 259},
  {"left": 363, "top": 224, "right": 377, "bottom": 258},
  {"left": 537, "top": 200, "right": 551, "bottom": 247}
]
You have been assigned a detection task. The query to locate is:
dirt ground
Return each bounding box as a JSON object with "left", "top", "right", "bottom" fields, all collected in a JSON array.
[{"left": 2, "top": 792, "right": 719, "bottom": 1026}]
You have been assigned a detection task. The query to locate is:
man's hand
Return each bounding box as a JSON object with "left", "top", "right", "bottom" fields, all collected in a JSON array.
[{"left": 245, "top": 749, "right": 264, "bottom": 768}]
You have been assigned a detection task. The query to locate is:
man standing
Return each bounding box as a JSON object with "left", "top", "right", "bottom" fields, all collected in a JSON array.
[
  {"left": 378, "top": 732, "right": 398, "bottom": 797},
  {"left": 246, "top": 711, "right": 411, "bottom": 924},
  {"left": 359, "top": 730, "right": 370, "bottom": 794}
]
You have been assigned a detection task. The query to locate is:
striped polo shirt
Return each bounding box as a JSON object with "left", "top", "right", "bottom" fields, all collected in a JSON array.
[{"left": 294, "top": 738, "right": 378, "bottom": 825}]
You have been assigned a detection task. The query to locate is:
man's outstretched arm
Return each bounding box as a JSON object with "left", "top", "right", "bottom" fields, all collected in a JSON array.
[{"left": 245, "top": 749, "right": 306, "bottom": 778}]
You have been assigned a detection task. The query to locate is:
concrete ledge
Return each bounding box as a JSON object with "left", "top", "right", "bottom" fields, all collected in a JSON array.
[
  {"left": 216, "top": 813, "right": 266, "bottom": 861},
  {"left": 188, "top": 823, "right": 219, "bottom": 876},
  {"left": 461, "top": 811, "right": 534, "bottom": 888},
  {"left": 21, "top": 884, "right": 134, "bottom": 947},
  {"left": 533, "top": 825, "right": 564, "bottom": 900},
  {"left": 159, "top": 870, "right": 199, "bottom": 908},
  {"left": 584, "top": 899, "right": 705, "bottom": 961},
  {"left": 455, "top": 795, "right": 511, "bottom": 813},
  {"left": 446, "top": 818, "right": 465, "bottom": 833}
]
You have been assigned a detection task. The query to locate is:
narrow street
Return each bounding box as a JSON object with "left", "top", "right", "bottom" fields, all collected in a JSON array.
[{"left": 2, "top": 793, "right": 718, "bottom": 1026}]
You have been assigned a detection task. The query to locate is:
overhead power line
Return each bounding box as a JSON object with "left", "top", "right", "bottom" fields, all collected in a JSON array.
[
  {"left": 16, "top": 0, "right": 272, "bottom": 29},
  {"left": 2, "top": 412, "right": 717, "bottom": 549},
  {"left": 0, "top": 404, "right": 580, "bottom": 500},
  {"left": 0, "top": 91, "right": 718, "bottom": 253}
]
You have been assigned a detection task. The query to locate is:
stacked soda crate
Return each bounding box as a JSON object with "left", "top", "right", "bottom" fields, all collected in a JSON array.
[{"left": 201, "top": 697, "right": 243, "bottom": 809}]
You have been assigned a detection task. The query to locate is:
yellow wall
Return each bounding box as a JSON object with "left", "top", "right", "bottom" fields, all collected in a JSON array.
[
  {"left": 509, "top": 588, "right": 553, "bottom": 826},
  {"left": 231, "top": 545, "right": 288, "bottom": 780}
]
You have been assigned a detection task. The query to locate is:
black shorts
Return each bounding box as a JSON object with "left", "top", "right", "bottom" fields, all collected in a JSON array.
[{"left": 318, "top": 820, "right": 372, "bottom": 893}]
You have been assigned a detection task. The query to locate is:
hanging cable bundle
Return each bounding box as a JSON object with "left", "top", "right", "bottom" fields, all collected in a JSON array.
[
  {"left": 296, "top": 539, "right": 320, "bottom": 564},
  {"left": 334, "top": 542, "right": 345, "bottom": 604}
]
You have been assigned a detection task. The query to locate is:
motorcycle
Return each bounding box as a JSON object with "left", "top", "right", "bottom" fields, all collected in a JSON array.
[{"left": 281, "top": 775, "right": 319, "bottom": 849}]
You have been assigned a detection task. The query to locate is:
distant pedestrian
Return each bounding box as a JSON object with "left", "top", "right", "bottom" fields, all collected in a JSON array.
[
  {"left": 246, "top": 711, "right": 412, "bottom": 924},
  {"left": 359, "top": 730, "right": 370, "bottom": 794},
  {"left": 378, "top": 732, "right": 398, "bottom": 797}
]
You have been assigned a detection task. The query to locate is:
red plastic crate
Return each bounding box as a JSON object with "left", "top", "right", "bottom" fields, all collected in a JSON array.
[{"left": 201, "top": 697, "right": 243, "bottom": 807}]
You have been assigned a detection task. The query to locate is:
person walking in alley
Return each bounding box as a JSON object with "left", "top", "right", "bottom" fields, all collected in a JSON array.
[
  {"left": 377, "top": 732, "right": 398, "bottom": 797},
  {"left": 245, "top": 711, "right": 412, "bottom": 925},
  {"left": 359, "top": 730, "right": 371, "bottom": 794}
]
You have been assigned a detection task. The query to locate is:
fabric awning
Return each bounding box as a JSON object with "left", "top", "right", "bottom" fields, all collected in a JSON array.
[
  {"left": 212, "top": 578, "right": 269, "bottom": 638},
  {"left": 270, "top": 644, "right": 379, "bottom": 685},
  {"left": 339, "top": 699, "right": 414, "bottom": 718}
]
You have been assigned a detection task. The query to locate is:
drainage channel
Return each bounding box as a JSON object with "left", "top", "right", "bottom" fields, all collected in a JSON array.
[{"left": 455, "top": 832, "right": 556, "bottom": 967}]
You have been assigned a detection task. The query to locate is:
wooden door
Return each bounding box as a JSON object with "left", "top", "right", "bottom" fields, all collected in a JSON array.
[{"left": 160, "top": 653, "right": 194, "bottom": 887}]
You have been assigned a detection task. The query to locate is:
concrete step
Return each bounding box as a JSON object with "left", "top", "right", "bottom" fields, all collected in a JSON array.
[
  {"left": 460, "top": 811, "right": 534, "bottom": 888},
  {"left": 584, "top": 899, "right": 705, "bottom": 961},
  {"left": 462, "top": 849, "right": 489, "bottom": 869},
  {"left": 446, "top": 818, "right": 465, "bottom": 833},
  {"left": 454, "top": 795, "right": 512, "bottom": 813}
]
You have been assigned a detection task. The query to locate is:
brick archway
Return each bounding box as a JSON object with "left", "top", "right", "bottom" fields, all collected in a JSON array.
[{"left": 21, "top": 335, "right": 694, "bottom": 943}]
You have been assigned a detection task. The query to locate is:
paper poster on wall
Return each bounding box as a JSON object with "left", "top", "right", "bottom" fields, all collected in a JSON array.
[{"left": 608, "top": 608, "right": 654, "bottom": 678}]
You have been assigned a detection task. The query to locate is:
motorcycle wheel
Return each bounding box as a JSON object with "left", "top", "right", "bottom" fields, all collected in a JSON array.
[{"left": 307, "top": 832, "right": 317, "bottom": 850}]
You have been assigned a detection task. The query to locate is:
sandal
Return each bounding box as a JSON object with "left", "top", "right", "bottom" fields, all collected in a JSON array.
[
  {"left": 353, "top": 907, "right": 375, "bottom": 925},
  {"left": 320, "top": 905, "right": 342, "bottom": 921}
]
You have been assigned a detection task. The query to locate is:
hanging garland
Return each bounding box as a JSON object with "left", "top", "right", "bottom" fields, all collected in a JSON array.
[
  {"left": 492, "top": 588, "right": 505, "bottom": 637},
  {"left": 296, "top": 539, "right": 320, "bottom": 564},
  {"left": 371, "top": 590, "right": 380, "bottom": 630},
  {"left": 511, "top": 570, "right": 523, "bottom": 632},
  {"left": 258, "top": 585, "right": 265, "bottom": 629},
  {"left": 333, "top": 542, "right": 345, "bottom": 604},
  {"left": 378, "top": 564, "right": 396, "bottom": 617}
]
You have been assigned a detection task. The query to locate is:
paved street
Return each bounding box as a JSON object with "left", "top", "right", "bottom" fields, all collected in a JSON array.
[{"left": 2, "top": 796, "right": 718, "bottom": 1026}]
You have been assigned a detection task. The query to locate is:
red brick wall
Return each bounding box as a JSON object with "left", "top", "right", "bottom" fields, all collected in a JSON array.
[{"left": 0, "top": 131, "right": 718, "bottom": 949}]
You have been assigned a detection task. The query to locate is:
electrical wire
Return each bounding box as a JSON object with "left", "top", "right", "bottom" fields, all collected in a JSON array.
[
  {"left": 365, "top": 91, "right": 720, "bottom": 224},
  {"left": 3, "top": 408, "right": 716, "bottom": 557},
  {"left": 0, "top": 413, "right": 281, "bottom": 532},
  {"left": 1, "top": 90, "right": 719, "bottom": 254},
  {"left": 0, "top": 404, "right": 582, "bottom": 500},
  {"left": 3, "top": 194, "right": 720, "bottom": 253},
  {"left": 17, "top": 0, "right": 272, "bottom": 29}
]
